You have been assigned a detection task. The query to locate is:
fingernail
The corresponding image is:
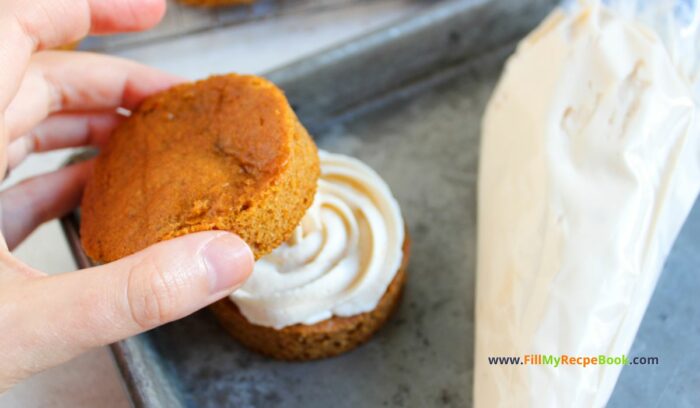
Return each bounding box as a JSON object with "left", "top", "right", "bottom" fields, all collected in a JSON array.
[{"left": 201, "top": 233, "right": 254, "bottom": 294}]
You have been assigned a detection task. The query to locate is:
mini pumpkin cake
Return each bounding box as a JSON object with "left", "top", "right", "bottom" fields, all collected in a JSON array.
[
  {"left": 211, "top": 150, "right": 409, "bottom": 360},
  {"left": 80, "top": 74, "right": 408, "bottom": 361},
  {"left": 80, "top": 74, "right": 319, "bottom": 261}
]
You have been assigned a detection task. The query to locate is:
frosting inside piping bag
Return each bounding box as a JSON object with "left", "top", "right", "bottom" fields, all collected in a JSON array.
[{"left": 475, "top": 2, "right": 700, "bottom": 407}]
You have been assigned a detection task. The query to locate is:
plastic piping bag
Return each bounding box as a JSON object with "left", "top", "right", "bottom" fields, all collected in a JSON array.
[{"left": 474, "top": 0, "right": 700, "bottom": 406}]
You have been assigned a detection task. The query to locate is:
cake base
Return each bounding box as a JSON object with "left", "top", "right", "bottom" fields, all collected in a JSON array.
[{"left": 210, "top": 233, "right": 411, "bottom": 361}]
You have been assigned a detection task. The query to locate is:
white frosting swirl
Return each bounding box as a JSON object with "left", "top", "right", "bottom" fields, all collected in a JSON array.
[{"left": 230, "top": 150, "right": 405, "bottom": 329}]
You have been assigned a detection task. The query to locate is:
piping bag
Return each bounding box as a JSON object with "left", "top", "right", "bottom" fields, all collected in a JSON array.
[{"left": 475, "top": 0, "right": 700, "bottom": 406}]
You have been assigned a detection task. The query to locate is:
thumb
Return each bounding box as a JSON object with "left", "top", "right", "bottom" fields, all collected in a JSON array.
[{"left": 1, "top": 231, "right": 253, "bottom": 386}]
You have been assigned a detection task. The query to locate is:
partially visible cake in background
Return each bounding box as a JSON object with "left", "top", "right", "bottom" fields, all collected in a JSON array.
[
  {"left": 55, "top": 41, "right": 80, "bottom": 50},
  {"left": 179, "top": 0, "right": 256, "bottom": 6}
]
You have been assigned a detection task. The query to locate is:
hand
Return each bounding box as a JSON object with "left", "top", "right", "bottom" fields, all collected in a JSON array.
[{"left": 0, "top": 0, "right": 254, "bottom": 391}]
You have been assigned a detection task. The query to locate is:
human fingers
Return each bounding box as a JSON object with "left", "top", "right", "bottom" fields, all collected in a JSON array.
[
  {"left": 0, "top": 160, "right": 93, "bottom": 249},
  {"left": 5, "top": 51, "right": 183, "bottom": 142},
  {"left": 7, "top": 113, "right": 121, "bottom": 169},
  {"left": 0, "top": 0, "right": 167, "bottom": 109},
  {"left": 0, "top": 231, "right": 253, "bottom": 390}
]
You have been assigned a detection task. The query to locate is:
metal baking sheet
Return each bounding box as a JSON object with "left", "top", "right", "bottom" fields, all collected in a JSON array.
[
  {"left": 60, "top": 0, "right": 700, "bottom": 406},
  {"left": 80, "top": 0, "right": 411, "bottom": 53}
]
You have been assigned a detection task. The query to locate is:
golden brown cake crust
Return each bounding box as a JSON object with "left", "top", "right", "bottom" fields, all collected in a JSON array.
[
  {"left": 80, "top": 74, "right": 319, "bottom": 261},
  {"left": 210, "top": 233, "right": 411, "bottom": 361}
]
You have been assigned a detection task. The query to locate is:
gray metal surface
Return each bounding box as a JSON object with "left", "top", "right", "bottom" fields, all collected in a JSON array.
[
  {"left": 81, "top": 0, "right": 398, "bottom": 52},
  {"left": 60, "top": 0, "right": 699, "bottom": 406}
]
